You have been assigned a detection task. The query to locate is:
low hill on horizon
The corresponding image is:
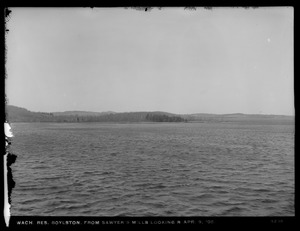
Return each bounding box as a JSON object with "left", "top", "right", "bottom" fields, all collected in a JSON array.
[
  {"left": 5, "top": 105, "right": 294, "bottom": 124},
  {"left": 5, "top": 105, "right": 185, "bottom": 123}
]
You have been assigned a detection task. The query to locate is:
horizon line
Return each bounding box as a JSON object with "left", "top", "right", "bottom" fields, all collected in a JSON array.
[{"left": 6, "top": 104, "right": 295, "bottom": 117}]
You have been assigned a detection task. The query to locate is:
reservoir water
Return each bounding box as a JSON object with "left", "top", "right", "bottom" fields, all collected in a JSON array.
[{"left": 9, "top": 122, "right": 294, "bottom": 216}]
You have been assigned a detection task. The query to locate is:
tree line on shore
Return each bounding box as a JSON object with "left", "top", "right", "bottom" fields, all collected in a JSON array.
[{"left": 145, "top": 113, "right": 186, "bottom": 122}]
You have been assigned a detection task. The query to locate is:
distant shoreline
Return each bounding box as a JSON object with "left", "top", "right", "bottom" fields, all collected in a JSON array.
[
  {"left": 6, "top": 105, "right": 294, "bottom": 124},
  {"left": 9, "top": 120, "right": 294, "bottom": 126}
]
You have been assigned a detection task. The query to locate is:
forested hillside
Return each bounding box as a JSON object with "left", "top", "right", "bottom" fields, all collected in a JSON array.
[{"left": 5, "top": 105, "right": 186, "bottom": 123}]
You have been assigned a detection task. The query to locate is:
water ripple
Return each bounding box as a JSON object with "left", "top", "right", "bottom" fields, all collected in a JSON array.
[{"left": 10, "top": 122, "right": 294, "bottom": 216}]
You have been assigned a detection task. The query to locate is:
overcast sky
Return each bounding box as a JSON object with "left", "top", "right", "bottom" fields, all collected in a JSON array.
[{"left": 6, "top": 7, "right": 294, "bottom": 115}]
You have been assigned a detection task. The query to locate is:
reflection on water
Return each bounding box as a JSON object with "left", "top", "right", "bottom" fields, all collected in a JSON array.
[{"left": 10, "top": 122, "right": 294, "bottom": 216}]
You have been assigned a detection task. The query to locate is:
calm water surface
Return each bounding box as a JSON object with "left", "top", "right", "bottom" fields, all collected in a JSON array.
[{"left": 9, "top": 122, "right": 294, "bottom": 216}]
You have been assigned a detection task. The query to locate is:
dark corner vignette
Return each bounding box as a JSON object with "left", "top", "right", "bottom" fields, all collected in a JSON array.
[{"left": 3, "top": 7, "right": 16, "bottom": 228}]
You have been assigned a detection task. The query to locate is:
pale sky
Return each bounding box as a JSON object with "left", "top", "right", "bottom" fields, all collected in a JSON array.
[{"left": 6, "top": 7, "right": 294, "bottom": 115}]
